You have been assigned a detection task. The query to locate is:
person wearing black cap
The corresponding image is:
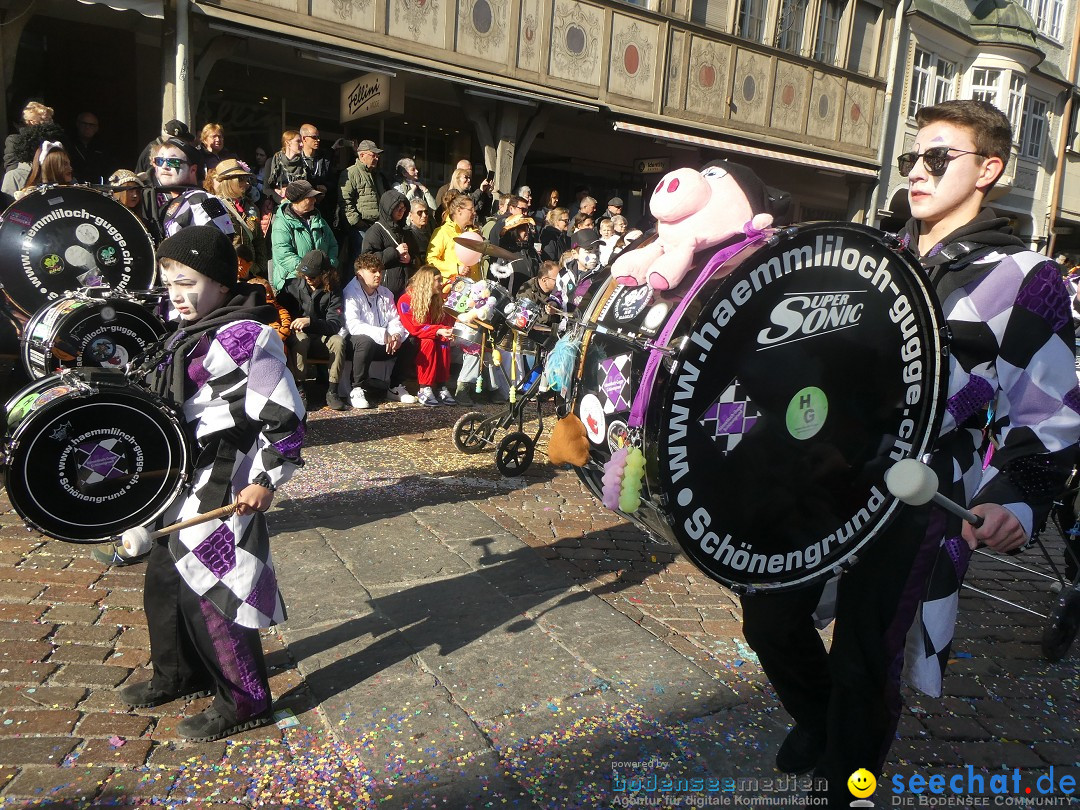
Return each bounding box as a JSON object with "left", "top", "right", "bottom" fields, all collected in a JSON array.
[
  {"left": 276, "top": 248, "right": 348, "bottom": 410},
  {"left": 270, "top": 179, "right": 339, "bottom": 292},
  {"left": 135, "top": 119, "right": 196, "bottom": 175},
  {"left": 151, "top": 137, "right": 235, "bottom": 244},
  {"left": 118, "top": 225, "right": 304, "bottom": 743},
  {"left": 554, "top": 227, "right": 602, "bottom": 313}
]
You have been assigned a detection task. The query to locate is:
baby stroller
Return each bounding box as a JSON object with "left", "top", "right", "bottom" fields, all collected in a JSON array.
[{"left": 451, "top": 299, "right": 555, "bottom": 476}]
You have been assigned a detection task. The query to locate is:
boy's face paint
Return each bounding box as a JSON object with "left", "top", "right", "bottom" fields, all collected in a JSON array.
[
  {"left": 907, "top": 120, "right": 997, "bottom": 233},
  {"left": 161, "top": 264, "right": 230, "bottom": 322}
]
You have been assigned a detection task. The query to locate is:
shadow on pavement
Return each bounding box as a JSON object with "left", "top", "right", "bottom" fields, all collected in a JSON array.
[
  {"left": 273, "top": 467, "right": 558, "bottom": 531},
  {"left": 278, "top": 531, "right": 673, "bottom": 706}
]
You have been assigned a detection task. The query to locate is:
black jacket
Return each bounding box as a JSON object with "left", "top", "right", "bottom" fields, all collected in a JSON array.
[
  {"left": 276, "top": 277, "right": 344, "bottom": 337},
  {"left": 361, "top": 189, "right": 419, "bottom": 297}
]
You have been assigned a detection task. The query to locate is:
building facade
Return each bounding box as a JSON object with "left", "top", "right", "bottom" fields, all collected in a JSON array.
[
  {"left": 875, "top": 0, "right": 1078, "bottom": 252},
  {"left": 1, "top": 0, "right": 1077, "bottom": 247}
]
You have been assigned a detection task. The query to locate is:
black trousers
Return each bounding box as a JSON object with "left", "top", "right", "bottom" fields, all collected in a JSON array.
[
  {"left": 349, "top": 334, "right": 414, "bottom": 389},
  {"left": 740, "top": 501, "right": 939, "bottom": 807},
  {"left": 143, "top": 541, "right": 271, "bottom": 722}
]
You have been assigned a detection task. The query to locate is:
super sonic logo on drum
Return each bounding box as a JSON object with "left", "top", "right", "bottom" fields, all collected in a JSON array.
[{"left": 654, "top": 223, "right": 947, "bottom": 592}]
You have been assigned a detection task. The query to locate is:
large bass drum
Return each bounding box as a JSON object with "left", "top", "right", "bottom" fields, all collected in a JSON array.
[
  {"left": 0, "top": 186, "right": 156, "bottom": 317},
  {"left": 572, "top": 222, "right": 948, "bottom": 592},
  {"left": 21, "top": 288, "right": 166, "bottom": 379},
  {"left": 2, "top": 369, "right": 188, "bottom": 543}
]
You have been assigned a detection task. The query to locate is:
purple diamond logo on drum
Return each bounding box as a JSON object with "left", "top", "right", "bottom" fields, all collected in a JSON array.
[
  {"left": 74, "top": 437, "right": 129, "bottom": 485},
  {"left": 599, "top": 354, "right": 631, "bottom": 413},
  {"left": 700, "top": 380, "right": 760, "bottom": 453}
]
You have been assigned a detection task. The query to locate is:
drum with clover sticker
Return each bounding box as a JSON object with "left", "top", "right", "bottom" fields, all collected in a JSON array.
[
  {"left": 0, "top": 185, "right": 156, "bottom": 317},
  {"left": 571, "top": 222, "right": 949, "bottom": 592}
]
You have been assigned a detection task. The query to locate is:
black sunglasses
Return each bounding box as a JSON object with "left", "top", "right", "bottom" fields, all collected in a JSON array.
[
  {"left": 153, "top": 156, "right": 190, "bottom": 170},
  {"left": 897, "top": 147, "right": 987, "bottom": 177}
]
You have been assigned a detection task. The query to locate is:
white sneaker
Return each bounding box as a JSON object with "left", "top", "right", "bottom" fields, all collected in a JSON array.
[
  {"left": 418, "top": 386, "right": 441, "bottom": 407},
  {"left": 349, "top": 387, "right": 371, "bottom": 409},
  {"left": 386, "top": 384, "right": 418, "bottom": 404},
  {"left": 437, "top": 385, "right": 457, "bottom": 405}
]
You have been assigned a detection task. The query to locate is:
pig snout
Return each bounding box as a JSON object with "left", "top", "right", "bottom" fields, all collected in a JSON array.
[{"left": 649, "top": 168, "right": 711, "bottom": 223}]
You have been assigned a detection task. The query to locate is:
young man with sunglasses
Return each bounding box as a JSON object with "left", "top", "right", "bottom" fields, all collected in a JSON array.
[
  {"left": 739, "top": 99, "right": 1080, "bottom": 806},
  {"left": 152, "top": 138, "right": 235, "bottom": 243}
]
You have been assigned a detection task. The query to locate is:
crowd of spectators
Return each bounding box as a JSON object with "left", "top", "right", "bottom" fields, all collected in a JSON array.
[{"left": 0, "top": 104, "right": 640, "bottom": 411}]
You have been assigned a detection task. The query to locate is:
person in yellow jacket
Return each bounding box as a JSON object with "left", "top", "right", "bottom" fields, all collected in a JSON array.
[{"left": 426, "top": 194, "right": 480, "bottom": 288}]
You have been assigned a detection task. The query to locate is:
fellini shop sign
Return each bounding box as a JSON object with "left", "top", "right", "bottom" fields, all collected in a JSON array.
[{"left": 340, "top": 72, "right": 404, "bottom": 123}]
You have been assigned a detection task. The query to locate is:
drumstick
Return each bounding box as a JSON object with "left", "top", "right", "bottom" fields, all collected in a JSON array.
[
  {"left": 119, "top": 501, "right": 240, "bottom": 557},
  {"left": 884, "top": 459, "right": 984, "bottom": 528}
]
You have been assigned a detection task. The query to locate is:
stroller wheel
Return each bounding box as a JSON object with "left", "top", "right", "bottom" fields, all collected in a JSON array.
[
  {"left": 1041, "top": 586, "right": 1080, "bottom": 662},
  {"left": 496, "top": 431, "right": 535, "bottom": 476},
  {"left": 453, "top": 411, "right": 496, "bottom": 454}
]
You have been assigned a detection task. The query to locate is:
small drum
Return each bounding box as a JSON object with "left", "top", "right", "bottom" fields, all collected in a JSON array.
[
  {"left": 0, "top": 186, "right": 156, "bottom": 316},
  {"left": 505, "top": 298, "right": 542, "bottom": 334},
  {"left": 571, "top": 222, "right": 948, "bottom": 592},
  {"left": 2, "top": 369, "right": 188, "bottom": 543},
  {"left": 21, "top": 288, "right": 166, "bottom": 379},
  {"left": 452, "top": 320, "right": 488, "bottom": 354}
]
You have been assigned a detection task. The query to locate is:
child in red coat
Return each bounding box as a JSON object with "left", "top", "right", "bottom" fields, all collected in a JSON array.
[{"left": 397, "top": 265, "right": 456, "bottom": 406}]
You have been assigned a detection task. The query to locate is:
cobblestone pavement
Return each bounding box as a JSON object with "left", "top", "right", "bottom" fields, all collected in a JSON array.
[{"left": 0, "top": 399, "right": 1076, "bottom": 808}]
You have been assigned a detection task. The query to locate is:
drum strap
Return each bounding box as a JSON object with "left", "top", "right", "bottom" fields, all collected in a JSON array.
[{"left": 627, "top": 230, "right": 770, "bottom": 429}]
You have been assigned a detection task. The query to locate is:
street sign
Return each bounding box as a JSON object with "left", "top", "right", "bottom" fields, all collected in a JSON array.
[{"left": 634, "top": 157, "right": 670, "bottom": 174}]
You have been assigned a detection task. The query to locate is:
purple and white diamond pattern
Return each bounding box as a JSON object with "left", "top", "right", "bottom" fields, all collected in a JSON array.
[{"left": 699, "top": 381, "right": 759, "bottom": 454}]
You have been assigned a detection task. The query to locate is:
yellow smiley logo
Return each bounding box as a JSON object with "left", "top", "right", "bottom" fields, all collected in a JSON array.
[{"left": 848, "top": 769, "right": 877, "bottom": 798}]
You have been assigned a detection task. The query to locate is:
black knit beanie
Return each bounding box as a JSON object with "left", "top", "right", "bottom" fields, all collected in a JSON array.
[{"left": 156, "top": 225, "right": 237, "bottom": 288}]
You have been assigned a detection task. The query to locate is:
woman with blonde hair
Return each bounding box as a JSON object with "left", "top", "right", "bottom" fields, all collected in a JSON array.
[
  {"left": 4, "top": 101, "right": 53, "bottom": 173},
  {"left": 426, "top": 194, "right": 479, "bottom": 286},
  {"left": 397, "top": 265, "right": 457, "bottom": 406}
]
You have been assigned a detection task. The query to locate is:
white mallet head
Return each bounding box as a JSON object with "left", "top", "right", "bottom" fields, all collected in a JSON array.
[
  {"left": 885, "top": 458, "right": 940, "bottom": 506},
  {"left": 120, "top": 526, "right": 153, "bottom": 557}
]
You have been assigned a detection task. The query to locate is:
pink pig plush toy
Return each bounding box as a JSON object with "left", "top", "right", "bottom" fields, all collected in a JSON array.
[{"left": 612, "top": 161, "right": 779, "bottom": 290}]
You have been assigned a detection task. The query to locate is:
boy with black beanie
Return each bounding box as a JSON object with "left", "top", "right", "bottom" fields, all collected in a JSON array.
[{"left": 118, "top": 226, "right": 305, "bottom": 742}]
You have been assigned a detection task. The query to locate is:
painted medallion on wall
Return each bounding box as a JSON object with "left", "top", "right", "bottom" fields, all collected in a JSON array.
[
  {"left": 807, "top": 71, "right": 843, "bottom": 141},
  {"left": 840, "top": 81, "right": 873, "bottom": 147},
  {"left": 391, "top": 0, "right": 444, "bottom": 44},
  {"left": 457, "top": 0, "right": 509, "bottom": 63},
  {"left": 550, "top": 0, "right": 603, "bottom": 86},
  {"left": 686, "top": 37, "right": 730, "bottom": 120},
  {"left": 729, "top": 49, "right": 770, "bottom": 127},
  {"left": 518, "top": 0, "right": 541, "bottom": 71},
  {"left": 770, "top": 61, "right": 809, "bottom": 135},
  {"left": 608, "top": 17, "right": 656, "bottom": 101}
]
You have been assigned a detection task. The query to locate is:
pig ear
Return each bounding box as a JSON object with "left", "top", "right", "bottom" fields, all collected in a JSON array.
[{"left": 751, "top": 213, "right": 773, "bottom": 230}]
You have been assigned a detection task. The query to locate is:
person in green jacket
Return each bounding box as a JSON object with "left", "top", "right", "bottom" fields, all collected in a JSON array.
[{"left": 270, "top": 179, "right": 339, "bottom": 291}]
